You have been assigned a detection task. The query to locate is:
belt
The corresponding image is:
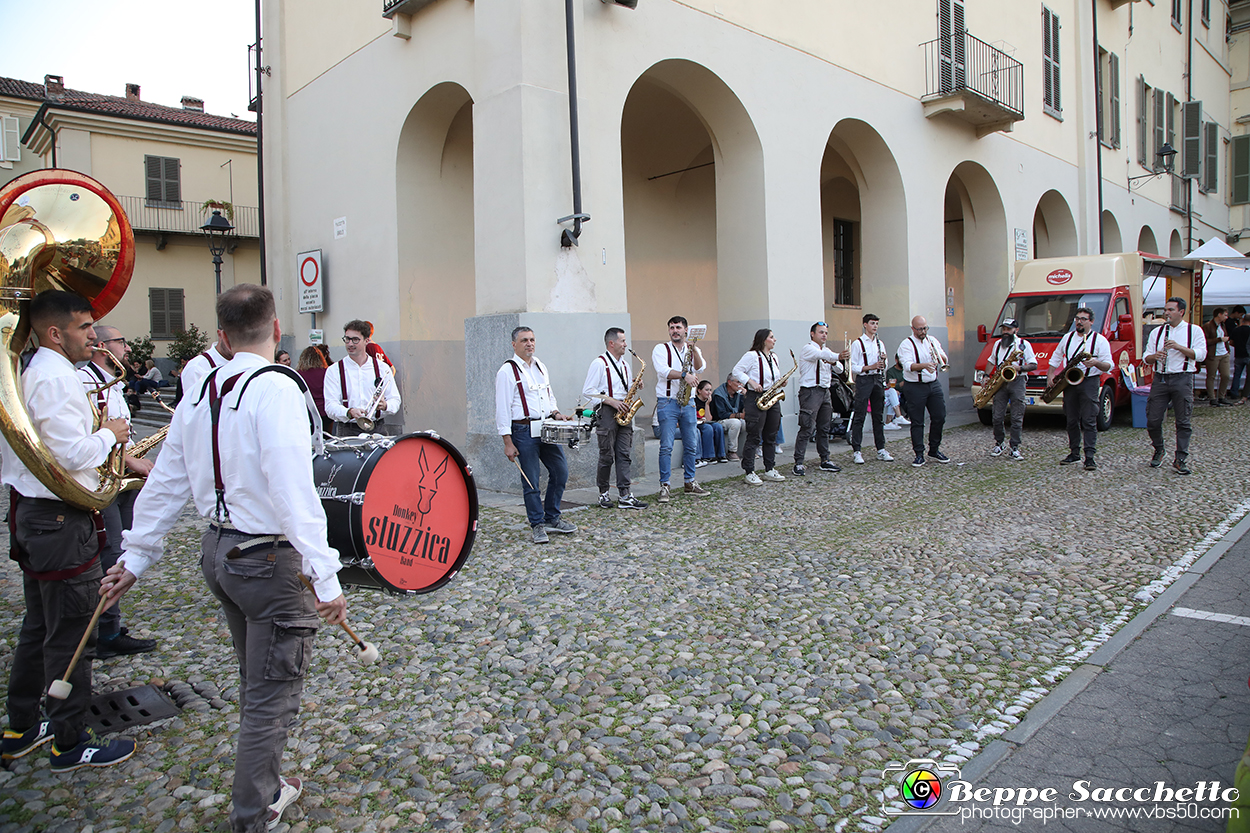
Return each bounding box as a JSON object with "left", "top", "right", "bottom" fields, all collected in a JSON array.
[
  {"left": 1157, "top": 371, "right": 1193, "bottom": 377},
  {"left": 512, "top": 418, "right": 539, "bottom": 424}
]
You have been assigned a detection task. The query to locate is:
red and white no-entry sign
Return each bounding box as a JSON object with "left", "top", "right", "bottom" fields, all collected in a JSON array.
[{"left": 297, "top": 249, "right": 324, "bottom": 313}]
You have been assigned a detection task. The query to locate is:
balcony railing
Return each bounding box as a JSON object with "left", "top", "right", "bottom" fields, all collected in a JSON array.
[
  {"left": 117, "top": 196, "right": 260, "bottom": 239},
  {"left": 922, "top": 31, "right": 1024, "bottom": 136},
  {"left": 382, "top": 0, "right": 436, "bottom": 17}
]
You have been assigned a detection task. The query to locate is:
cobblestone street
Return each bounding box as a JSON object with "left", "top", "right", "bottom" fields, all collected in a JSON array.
[{"left": 1, "top": 407, "right": 1248, "bottom": 833}]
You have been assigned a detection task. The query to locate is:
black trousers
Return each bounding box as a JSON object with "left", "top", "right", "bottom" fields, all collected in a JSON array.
[
  {"left": 902, "top": 379, "right": 946, "bottom": 455},
  {"left": 1062, "top": 376, "right": 1100, "bottom": 456},
  {"left": 742, "top": 391, "right": 780, "bottom": 473},
  {"left": 1146, "top": 372, "right": 1194, "bottom": 461},
  {"left": 850, "top": 374, "right": 885, "bottom": 452}
]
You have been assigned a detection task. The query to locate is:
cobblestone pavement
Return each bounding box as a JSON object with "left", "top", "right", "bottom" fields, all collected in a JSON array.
[{"left": 1, "top": 407, "right": 1249, "bottom": 833}]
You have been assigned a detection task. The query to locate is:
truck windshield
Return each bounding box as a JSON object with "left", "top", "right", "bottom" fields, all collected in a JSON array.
[{"left": 997, "top": 293, "right": 1111, "bottom": 338}]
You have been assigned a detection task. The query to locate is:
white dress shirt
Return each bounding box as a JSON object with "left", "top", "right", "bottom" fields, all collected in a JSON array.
[
  {"left": 797, "top": 341, "right": 843, "bottom": 388},
  {"left": 495, "top": 354, "right": 559, "bottom": 435},
  {"left": 1146, "top": 322, "right": 1206, "bottom": 372},
  {"left": 179, "top": 343, "right": 229, "bottom": 405},
  {"left": 583, "top": 351, "right": 633, "bottom": 402},
  {"left": 849, "top": 335, "right": 887, "bottom": 376},
  {"left": 1, "top": 348, "right": 116, "bottom": 500},
  {"left": 898, "top": 336, "right": 947, "bottom": 383},
  {"left": 1048, "top": 330, "right": 1114, "bottom": 378},
  {"left": 79, "top": 359, "right": 133, "bottom": 450},
  {"left": 987, "top": 337, "right": 1037, "bottom": 371},
  {"left": 732, "top": 350, "right": 780, "bottom": 389},
  {"left": 120, "top": 352, "right": 343, "bottom": 602},
  {"left": 324, "top": 355, "right": 401, "bottom": 424},
  {"left": 652, "top": 341, "right": 706, "bottom": 400}
]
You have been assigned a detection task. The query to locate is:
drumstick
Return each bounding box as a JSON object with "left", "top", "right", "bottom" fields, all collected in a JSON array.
[
  {"left": 512, "top": 458, "right": 534, "bottom": 489},
  {"left": 48, "top": 592, "right": 112, "bottom": 700},
  {"left": 298, "top": 575, "right": 379, "bottom": 664}
]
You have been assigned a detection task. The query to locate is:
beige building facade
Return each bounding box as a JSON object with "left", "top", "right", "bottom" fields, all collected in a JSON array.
[
  {"left": 1, "top": 76, "right": 260, "bottom": 357},
  {"left": 261, "top": 0, "right": 1235, "bottom": 488}
]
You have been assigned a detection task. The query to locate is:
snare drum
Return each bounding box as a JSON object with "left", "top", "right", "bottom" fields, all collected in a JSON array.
[
  {"left": 539, "top": 419, "right": 593, "bottom": 448},
  {"left": 313, "top": 431, "right": 478, "bottom": 595}
]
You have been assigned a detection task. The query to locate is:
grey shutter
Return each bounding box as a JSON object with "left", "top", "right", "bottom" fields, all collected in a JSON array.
[
  {"left": 168, "top": 289, "right": 185, "bottom": 334},
  {"left": 1137, "top": 77, "right": 1148, "bottom": 164},
  {"left": 938, "top": 0, "right": 966, "bottom": 93},
  {"left": 1232, "top": 135, "right": 1250, "bottom": 205},
  {"left": 1096, "top": 50, "right": 1105, "bottom": 142},
  {"left": 1043, "top": 7, "right": 1061, "bottom": 116},
  {"left": 1050, "top": 9, "right": 1061, "bottom": 113},
  {"left": 1166, "top": 93, "right": 1176, "bottom": 160},
  {"left": 145, "top": 156, "right": 163, "bottom": 203},
  {"left": 150, "top": 288, "right": 168, "bottom": 337},
  {"left": 1154, "top": 89, "right": 1166, "bottom": 167},
  {"left": 1182, "top": 100, "right": 1203, "bottom": 180},
  {"left": 1, "top": 116, "right": 19, "bottom": 162},
  {"left": 1203, "top": 122, "right": 1218, "bottom": 193},
  {"left": 162, "top": 157, "right": 181, "bottom": 204},
  {"left": 1109, "top": 52, "right": 1120, "bottom": 148}
]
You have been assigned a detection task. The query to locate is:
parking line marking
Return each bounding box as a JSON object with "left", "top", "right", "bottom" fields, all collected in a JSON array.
[{"left": 1171, "top": 607, "right": 1250, "bottom": 627}]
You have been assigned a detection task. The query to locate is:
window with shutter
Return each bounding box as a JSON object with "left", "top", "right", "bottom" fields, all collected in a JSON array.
[
  {"left": 1172, "top": 0, "right": 1183, "bottom": 30},
  {"left": 1137, "top": 77, "right": 1150, "bottom": 166},
  {"left": 833, "top": 219, "right": 856, "bottom": 306},
  {"left": 1, "top": 116, "right": 19, "bottom": 163},
  {"left": 149, "top": 288, "right": 186, "bottom": 339},
  {"left": 1201, "top": 0, "right": 1210, "bottom": 27},
  {"left": 1232, "top": 135, "right": 1250, "bottom": 205},
  {"left": 1203, "top": 122, "right": 1218, "bottom": 193},
  {"left": 144, "top": 155, "right": 182, "bottom": 208},
  {"left": 1154, "top": 89, "right": 1166, "bottom": 168},
  {"left": 1109, "top": 52, "right": 1120, "bottom": 149},
  {"left": 938, "top": 0, "right": 967, "bottom": 94},
  {"left": 1182, "top": 100, "right": 1203, "bottom": 180},
  {"left": 1166, "top": 93, "right": 1176, "bottom": 161},
  {"left": 1043, "top": 6, "right": 1061, "bottom": 119},
  {"left": 1096, "top": 48, "right": 1106, "bottom": 144}
]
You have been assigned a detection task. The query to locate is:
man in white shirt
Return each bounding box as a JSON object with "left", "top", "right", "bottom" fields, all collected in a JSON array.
[
  {"left": 898, "top": 315, "right": 950, "bottom": 467},
  {"left": 792, "top": 322, "right": 843, "bottom": 475},
  {"left": 651, "top": 316, "right": 710, "bottom": 503},
  {"left": 582, "top": 327, "right": 646, "bottom": 510},
  {"left": 1, "top": 291, "right": 133, "bottom": 772},
  {"left": 1143, "top": 296, "right": 1207, "bottom": 474},
  {"left": 849, "top": 313, "right": 894, "bottom": 465},
  {"left": 1047, "top": 306, "right": 1113, "bottom": 471},
  {"left": 496, "top": 326, "right": 578, "bottom": 543},
  {"left": 77, "top": 325, "right": 157, "bottom": 658},
  {"left": 176, "top": 337, "right": 232, "bottom": 407},
  {"left": 985, "top": 318, "right": 1038, "bottom": 460},
  {"left": 326, "top": 319, "right": 401, "bottom": 436},
  {"left": 103, "top": 284, "right": 346, "bottom": 832}
]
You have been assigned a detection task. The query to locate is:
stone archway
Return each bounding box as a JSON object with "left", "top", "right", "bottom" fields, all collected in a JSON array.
[
  {"left": 1033, "top": 190, "right": 1078, "bottom": 257},
  {"left": 1137, "top": 225, "right": 1158, "bottom": 254},
  {"left": 1101, "top": 210, "right": 1122, "bottom": 253},
  {"left": 1170, "top": 229, "right": 1184, "bottom": 257}
]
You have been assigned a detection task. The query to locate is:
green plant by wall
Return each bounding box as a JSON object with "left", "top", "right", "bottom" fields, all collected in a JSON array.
[
  {"left": 127, "top": 335, "right": 155, "bottom": 367},
  {"left": 166, "top": 324, "right": 211, "bottom": 365}
]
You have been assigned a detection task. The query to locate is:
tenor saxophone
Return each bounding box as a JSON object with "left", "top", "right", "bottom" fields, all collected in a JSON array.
[
  {"left": 615, "top": 349, "right": 646, "bottom": 426},
  {"left": 757, "top": 350, "right": 798, "bottom": 411},
  {"left": 973, "top": 347, "right": 1023, "bottom": 409},
  {"left": 676, "top": 343, "right": 697, "bottom": 407}
]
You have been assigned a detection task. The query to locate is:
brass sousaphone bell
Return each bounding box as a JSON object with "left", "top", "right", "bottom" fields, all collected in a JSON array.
[{"left": 0, "top": 170, "right": 135, "bottom": 511}]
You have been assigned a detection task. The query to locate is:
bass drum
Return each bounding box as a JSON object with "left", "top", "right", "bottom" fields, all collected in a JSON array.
[{"left": 313, "top": 431, "right": 478, "bottom": 595}]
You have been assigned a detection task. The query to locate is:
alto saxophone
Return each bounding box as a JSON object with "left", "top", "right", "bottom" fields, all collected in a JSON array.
[
  {"left": 615, "top": 349, "right": 646, "bottom": 426},
  {"left": 757, "top": 350, "right": 798, "bottom": 411},
  {"left": 676, "top": 343, "right": 697, "bottom": 407}
]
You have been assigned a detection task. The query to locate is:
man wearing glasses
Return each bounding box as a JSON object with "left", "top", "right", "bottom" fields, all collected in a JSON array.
[
  {"left": 897, "top": 316, "right": 950, "bottom": 467},
  {"left": 325, "top": 320, "right": 401, "bottom": 436},
  {"left": 793, "top": 322, "right": 844, "bottom": 475},
  {"left": 1142, "top": 297, "right": 1205, "bottom": 474},
  {"left": 1047, "top": 307, "right": 1112, "bottom": 470}
]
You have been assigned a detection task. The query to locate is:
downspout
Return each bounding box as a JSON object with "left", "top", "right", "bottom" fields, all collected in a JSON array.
[
  {"left": 255, "top": 0, "right": 267, "bottom": 285},
  {"left": 1093, "top": 0, "right": 1105, "bottom": 253},
  {"left": 559, "top": 0, "right": 590, "bottom": 247},
  {"left": 1186, "top": 0, "right": 1194, "bottom": 254}
]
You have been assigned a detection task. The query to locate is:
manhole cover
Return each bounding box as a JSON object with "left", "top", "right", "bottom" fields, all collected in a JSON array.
[{"left": 86, "top": 685, "right": 180, "bottom": 733}]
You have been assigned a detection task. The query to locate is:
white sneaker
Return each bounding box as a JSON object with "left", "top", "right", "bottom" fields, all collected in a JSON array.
[
  {"left": 1010, "top": 447, "right": 1024, "bottom": 461},
  {"left": 884, "top": 422, "right": 901, "bottom": 430},
  {"left": 761, "top": 469, "right": 785, "bottom": 482},
  {"left": 744, "top": 471, "right": 763, "bottom": 485},
  {"left": 267, "top": 776, "right": 303, "bottom": 830},
  {"left": 877, "top": 449, "right": 894, "bottom": 462},
  {"left": 853, "top": 451, "right": 865, "bottom": 465},
  {"left": 989, "top": 445, "right": 1004, "bottom": 457},
  {"left": 896, "top": 416, "right": 911, "bottom": 425}
]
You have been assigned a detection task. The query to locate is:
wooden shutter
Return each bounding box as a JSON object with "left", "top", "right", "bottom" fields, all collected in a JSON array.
[
  {"left": 1231, "top": 135, "right": 1250, "bottom": 205},
  {"left": 1182, "top": 100, "right": 1203, "bottom": 180},
  {"left": 1137, "top": 77, "right": 1149, "bottom": 165},
  {"left": 149, "top": 288, "right": 184, "bottom": 338},
  {"left": 1109, "top": 52, "right": 1120, "bottom": 149},
  {"left": 1154, "top": 89, "right": 1166, "bottom": 168},
  {"left": 162, "top": 157, "right": 180, "bottom": 204},
  {"left": 1, "top": 116, "right": 19, "bottom": 162},
  {"left": 1203, "top": 122, "right": 1218, "bottom": 193},
  {"left": 168, "top": 289, "right": 185, "bottom": 334},
  {"left": 1043, "top": 7, "right": 1061, "bottom": 116},
  {"left": 938, "top": 0, "right": 966, "bottom": 93},
  {"left": 145, "top": 156, "right": 163, "bottom": 203},
  {"left": 1166, "top": 93, "right": 1176, "bottom": 160}
]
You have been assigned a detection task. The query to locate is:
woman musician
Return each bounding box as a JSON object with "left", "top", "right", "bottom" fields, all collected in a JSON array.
[{"left": 732, "top": 329, "right": 786, "bottom": 486}]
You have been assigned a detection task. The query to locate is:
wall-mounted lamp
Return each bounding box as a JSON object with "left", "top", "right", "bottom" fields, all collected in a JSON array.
[{"left": 1128, "top": 143, "right": 1177, "bottom": 191}]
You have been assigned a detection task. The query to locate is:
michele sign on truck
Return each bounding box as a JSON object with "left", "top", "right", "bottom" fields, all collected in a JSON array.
[{"left": 1046, "top": 268, "right": 1073, "bottom": 285}]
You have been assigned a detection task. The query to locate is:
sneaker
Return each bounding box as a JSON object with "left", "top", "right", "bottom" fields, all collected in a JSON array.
[
  {"left": 1010, "top": 447, "right": 1024, "bottom": 461},
  {"left": 792, "top": 464, "right": 806, "bottom": 476},
  {"left": 658, "top": 483, "right": 671, "bottom": 504},
  {"left": 531, "top": 524, "right": 549, "bottom": 545},
  {"left": 617, "top": 494, "right": 647, "bottom": 510},
  {"left": 1211, "top": 400, "right": 1223, "bottom": 408},
  {"left": 96, "top": 628, "right": 157, "bottom": 659},
  {"left": 1150, "top": 449, "right": 1166, "bottom": 468},
  {"left": 1083, "top": 457, "right": 1097, "bottom": 471},
  {"left": 268, "top": 775, "right": 303, "bottom": 831},
  {"left": 895, "top": 416, "right": 911, "bottom": 425},
  {"left": 545, "top": 519, "right": 578, "bottom": 534},
  {"left": 715, "top": 457, "right": 729, "bottom": 464},
  {"left": 877, "top": 449, "right": 894, "bottom": 462},
  {"left": 760, "top": 469, "right": 785, "bottom": 482},
  {"left": 684, "top": 481, "right": 710, "bottom": 496},
  {"left": 695, "top": 459, "right": 709, "bottom": 468},
  {"left": 1060, "top": 452, "right": 1081, "bottom": 465},
  {"left": 852, "top": 451, "right": 865, "bottom": 465},
  {"left": 819, "top": 460, "right": 841, "bottom": 472},
  {"left": 928, "top": 451, "right": 951, "bottom": 464},
  {"left": 744, "top": 471, "right": 763, "bottom": 486},
  {"left": 912, "top": 454, "right": 926, "bottom": 467},
  {"left": 2, "top": 720, "right": 52, "bottom": 761},
  {"left": 598, "top": 492, "right": 615, "bottom": 509},
  {"left": 1173, "top": 459, "right": 1191, "bottom": 475},
  {"left": 883, "top": 422, "right": 901, "bottom": 430},
  {"left": 49, "top": 730, "right": 136, "bottom": 772},
  {"left": 1222, "top": 397, "right": 1239, "bottom": 406},
  {"left": 989, "top": 445, "right": 1004, "bottom": 457},
  {"left": 726, "top": 452, "right": 740, "bottom": 462}
]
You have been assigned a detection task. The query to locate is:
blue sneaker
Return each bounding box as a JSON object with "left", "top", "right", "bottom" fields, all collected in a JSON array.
[
  {"left": 50, "top": 730, "right": 136, "bottom": 772},
  {"left": 2, "top": 719, "right": 52, "bottom": 760}
]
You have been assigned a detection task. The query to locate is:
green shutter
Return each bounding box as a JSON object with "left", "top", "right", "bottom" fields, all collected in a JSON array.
[{"left": 1231, "top": 135, "right": 1250, "bottom": 206}]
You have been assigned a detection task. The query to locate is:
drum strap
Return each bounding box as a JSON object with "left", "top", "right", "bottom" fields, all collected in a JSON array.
[{"left": 231, "top": 366, "right": 325, "bottom": 457}]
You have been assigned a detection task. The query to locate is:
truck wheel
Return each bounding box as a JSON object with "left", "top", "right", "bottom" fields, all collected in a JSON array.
[
  {"left": 1096, "top": 384, "right": 1115, "bottom": 432},
  {"left": 978, "top": 408, "right": 993, "bottom": 426}
]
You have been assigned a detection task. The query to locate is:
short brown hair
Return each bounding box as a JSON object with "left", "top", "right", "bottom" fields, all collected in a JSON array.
[
  {"left": 344, "top": 319, "right": 373, "bottom": 339},
  {"left": 217, "top": 284, "right": 275, "bottom": 346}
]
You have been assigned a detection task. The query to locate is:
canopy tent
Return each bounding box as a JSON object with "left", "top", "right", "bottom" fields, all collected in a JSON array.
[{"left": 1144, "top": 239, "right": 1250, "bottom": 310}]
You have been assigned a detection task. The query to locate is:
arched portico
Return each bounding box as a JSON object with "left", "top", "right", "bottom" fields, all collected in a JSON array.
[
  {"left": 1033, "top": 190, "right": 1078, "bottom": 257},
  {"left": 1101, "top": 210, "right": 1122, "bottom": 253},
  {"left": 1138, "top": 225, "right": 1159, "bottom": 254}
]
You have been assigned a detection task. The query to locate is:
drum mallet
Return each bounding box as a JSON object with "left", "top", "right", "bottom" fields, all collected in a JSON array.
[
  {"left": 298, "top": 575, "right": 379, "bottom": 664},
  {"left": 48, "top": 592, "right": 112, "bottom": 700}
]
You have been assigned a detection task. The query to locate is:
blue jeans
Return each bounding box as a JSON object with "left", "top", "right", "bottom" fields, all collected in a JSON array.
[
  {"left": 657, "top": 398, "right": 698, "bottom": 485},
  {"left": 1231, "top": 356, "right": 1248, "bottom": 398},
  {"left": 511, "top": 422, "right": 567, "bottom": 527},
  {"left": 697, "top": 422, "right": 725, "bottom": 459}
]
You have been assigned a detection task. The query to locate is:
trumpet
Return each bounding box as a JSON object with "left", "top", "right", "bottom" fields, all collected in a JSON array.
[
  {"left": 926, "top": 337, "right": 949, "bottom": 372},
  {"left": 355, "top": 380, "right": 388, "bottom": 432}
]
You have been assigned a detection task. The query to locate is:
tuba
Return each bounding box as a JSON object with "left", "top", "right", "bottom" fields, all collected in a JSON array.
[{"left": 0, "top": 170, "right": 135, "bottom": 511}]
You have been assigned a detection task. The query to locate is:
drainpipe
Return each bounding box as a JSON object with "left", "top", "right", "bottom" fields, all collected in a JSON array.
[
  {"left": 1186, "top": 0, "right": 1194, "bottom": 255},
  {"left": 559, "top": 0, "right": 590, "bottom": 247},
  {"left": 254, "top": 0, "right": 267, "bottom": 285},
  {"left": 1093, "top": 0, "right": 1105, "bottom": 254}
]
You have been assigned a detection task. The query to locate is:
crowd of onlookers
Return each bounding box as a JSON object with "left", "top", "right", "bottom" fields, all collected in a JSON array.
[{"left": 1202, "top": 305, "right": 1248, "bottom": 405}]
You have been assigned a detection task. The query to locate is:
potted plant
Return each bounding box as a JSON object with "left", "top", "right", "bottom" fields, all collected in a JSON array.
[{"left": 200, "top": 199, "right": 234, "bottom": 222}]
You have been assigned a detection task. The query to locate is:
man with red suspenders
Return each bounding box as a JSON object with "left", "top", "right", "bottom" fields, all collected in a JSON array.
[
  {"left": 325, "top": 319, "right": 401, "bottom": 437},
  {"left": 176, "top": 337, "right": 232, "bottom": 408},
  {"left": 582, "top": 327, "right": 647, "bottom": 510},
  {"left": 1143, "top": 296, "right": 1206, "bottom": 475}
]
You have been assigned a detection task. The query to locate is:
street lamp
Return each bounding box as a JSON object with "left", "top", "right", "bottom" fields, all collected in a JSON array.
[
  {"left": 199, "top": 209, "right": 234, "bottom": 295},
  {"left": 1128, "top": 143, "right": 1178, "bottom": 191}
]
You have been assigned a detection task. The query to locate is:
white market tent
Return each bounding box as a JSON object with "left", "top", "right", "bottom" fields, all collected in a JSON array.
[{"left": 1144, "top": 239, "right": 1250, "bottom": 310}]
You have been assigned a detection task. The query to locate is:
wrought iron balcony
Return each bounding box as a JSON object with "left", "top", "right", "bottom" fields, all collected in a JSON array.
[
  {"left": 383, "top": 0, "right": 437, "bottom": 17},
  {"left": 117, "top": 196, "right": 260, "bottom": 242},
  {"left": 922, "top": 31, "right": 1024, "bottom": 137}
]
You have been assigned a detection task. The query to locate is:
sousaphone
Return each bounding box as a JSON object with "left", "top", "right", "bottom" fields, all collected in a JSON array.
[{"left": 0, "top": 170, "right": 135, "bottom": 511}]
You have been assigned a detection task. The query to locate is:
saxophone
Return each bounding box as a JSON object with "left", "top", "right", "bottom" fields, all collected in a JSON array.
[
  {"left": 615, "top": 349, "right": 646, "bottom": 426},
  {"left": 973, "top": 346, "right": 1023, "bottom": 409},
  {"left": 1040, "top": 347, "right": 1093, "bottom": 404},
  {"left": 676, "top": 343, "right": 697, "bottom": 407},
  {"left": 757, "top": 350, "right": 798, "bottom": 411}
]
